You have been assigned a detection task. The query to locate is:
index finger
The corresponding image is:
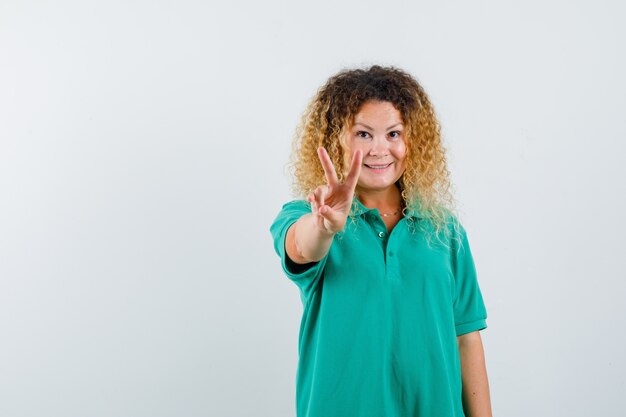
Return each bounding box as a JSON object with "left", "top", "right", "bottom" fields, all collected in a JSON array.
[{"left": 317, "top": 147, "right": 339, "bottom": 186}]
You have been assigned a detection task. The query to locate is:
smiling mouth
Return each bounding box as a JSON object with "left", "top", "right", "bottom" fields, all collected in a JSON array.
[{"left": 364, "top": 163, "right": 392, "bottom": 169}]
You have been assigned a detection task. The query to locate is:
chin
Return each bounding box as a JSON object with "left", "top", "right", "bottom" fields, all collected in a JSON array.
[{"left": 358, "top": 182, "right": 397, "bottom": 191}]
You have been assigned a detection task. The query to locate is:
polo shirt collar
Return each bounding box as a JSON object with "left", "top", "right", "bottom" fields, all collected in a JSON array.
[{"left": 352, "top": 196, "right": 428, "bottom": 219}]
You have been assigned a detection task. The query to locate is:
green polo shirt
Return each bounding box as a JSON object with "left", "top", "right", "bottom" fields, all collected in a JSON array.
[{"left": 270, "top": 197, "right": 488, "bottom": 417}]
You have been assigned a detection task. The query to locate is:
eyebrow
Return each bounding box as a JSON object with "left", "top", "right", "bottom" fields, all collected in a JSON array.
[{"left": 354, "top": 122, "right": 403, "bottom": 131}]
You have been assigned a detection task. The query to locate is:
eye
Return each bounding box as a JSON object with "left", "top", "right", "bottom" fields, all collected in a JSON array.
[
  {"left": 355, "top": 131, "right": 371, "bottom": 139},
  {"left": 388, "top": 131, "right": 402, "bottom": 139}
]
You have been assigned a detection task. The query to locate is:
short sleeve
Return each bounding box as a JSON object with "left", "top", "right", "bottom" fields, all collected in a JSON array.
[
  {"left": 451, "top": 223, "right": 488, "bottom": 336},
  {"left": 269, "top": 200, "right": 329, "bottom": 300}
]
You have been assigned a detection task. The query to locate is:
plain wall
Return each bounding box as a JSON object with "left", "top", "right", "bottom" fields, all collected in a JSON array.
[{"left": 1, "top": 0, "right": 624, "bottom": 416}]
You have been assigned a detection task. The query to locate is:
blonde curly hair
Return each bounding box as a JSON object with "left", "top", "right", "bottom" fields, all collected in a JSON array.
[{"left": 287, "top": 65, "right": 462, "bottom": 249}]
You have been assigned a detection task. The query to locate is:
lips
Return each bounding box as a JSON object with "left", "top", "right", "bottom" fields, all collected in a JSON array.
[{"left": 364, "top": 163, "right": 392, "bottom": 169}]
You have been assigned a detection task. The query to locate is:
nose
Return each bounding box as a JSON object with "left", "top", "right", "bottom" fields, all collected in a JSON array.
[{"left": 368, "top": 136, "right": 389, "bottom": 157}]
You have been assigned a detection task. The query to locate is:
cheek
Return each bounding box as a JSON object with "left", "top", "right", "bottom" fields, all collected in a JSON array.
[
  {"left": 342, "top": 149, "right": 356, "bottom": 176},
  {"left": 348, "top": 141, "right": 367, "bottom": 152},
  {"left": 393, "top": 143, "right": 407, "bottom": 162},
  {"left": 342, "top": 140, "right": 365, "bottom": 165}
]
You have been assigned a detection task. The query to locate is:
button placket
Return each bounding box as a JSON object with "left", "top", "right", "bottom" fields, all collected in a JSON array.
[
  {"left": 384, "top": 218, "right": 405, "bottom": 276},
  {"left": 365, "top": 212, "right": 389, "bottom": 257}
]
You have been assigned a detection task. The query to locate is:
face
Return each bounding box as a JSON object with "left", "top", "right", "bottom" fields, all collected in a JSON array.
[{"left": 343, "top": 100, "right": 407, "bottom": 194}]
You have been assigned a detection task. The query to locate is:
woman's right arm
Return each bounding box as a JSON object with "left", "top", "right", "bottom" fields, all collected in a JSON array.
[
  {"left": 285, "top": 213, "right": 336, "bottom": 264},
  {"left": 284, "top": 147, "right": 362, "bottom": 264}
]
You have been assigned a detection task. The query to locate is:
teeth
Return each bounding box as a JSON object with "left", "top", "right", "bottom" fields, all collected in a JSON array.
[{"left": 366, "top": 163, "right": 391, "bottom": 169}]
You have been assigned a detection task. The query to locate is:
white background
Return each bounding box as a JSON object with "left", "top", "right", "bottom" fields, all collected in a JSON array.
[{"left": 1, "top": 1, "right": 624, "bottom": 416}]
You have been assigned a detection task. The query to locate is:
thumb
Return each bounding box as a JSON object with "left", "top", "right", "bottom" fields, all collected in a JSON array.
[{"left": 318, "top": 204, "right": 344, "bottom": 231}]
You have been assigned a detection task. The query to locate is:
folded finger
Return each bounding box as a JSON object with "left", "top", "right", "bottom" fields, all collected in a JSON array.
[
  {"left": 314, "top": 185, "right": 329, "bottom": 208},
  {"left": 307, "top": 193, "right": 318, "bottom": 213}
]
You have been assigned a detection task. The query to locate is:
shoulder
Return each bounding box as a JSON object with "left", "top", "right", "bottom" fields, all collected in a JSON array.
[
  {"left": 430, "top": 211, "right": 467, "bottom": 253},
  {"left": 445, "top": 212, "right": 466, "bottom": 235},
  {"left": 270, "top": 199, "right": 312, "bottom": 230},
  {"left": 275, "top": 199, "right": 312, "bottom": 218},
  {"left": 280, "top": 199, "right": 311, "bottom": 211}
]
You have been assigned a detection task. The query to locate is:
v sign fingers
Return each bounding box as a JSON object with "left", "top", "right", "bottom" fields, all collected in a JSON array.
[
  {"left": 345, "top": 149, "right": 363, "bottom": 191},
  {"left": 317, "top": 147, "right": 339, "bottom": 187}
]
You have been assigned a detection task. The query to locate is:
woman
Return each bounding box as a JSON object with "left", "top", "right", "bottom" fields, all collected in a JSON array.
[{"left": 270, "top": 65, "right": 492, "bottom": 417}]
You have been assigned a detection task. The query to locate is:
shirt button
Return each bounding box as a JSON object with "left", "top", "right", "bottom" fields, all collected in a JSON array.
[
  {"left": 378, "top": 231, "right": 385, "bottom": 238},
  {"left": 389, "top": 251, "right": 394, "bottom": 257}
]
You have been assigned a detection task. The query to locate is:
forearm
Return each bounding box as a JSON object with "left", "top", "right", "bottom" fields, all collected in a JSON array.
[
  {"left": 458, "top": 332, "right": 493, "bottom": 417},
  {"left": 286, "top": 213, "right": 335, "bottom": 263}
]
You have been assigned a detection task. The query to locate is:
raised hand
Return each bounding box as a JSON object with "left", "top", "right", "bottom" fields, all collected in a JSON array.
[{"left": 307, "top": 147, "right": 363, "bottom": 234}]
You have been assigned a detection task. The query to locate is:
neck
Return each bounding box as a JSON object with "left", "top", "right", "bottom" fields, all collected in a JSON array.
[{"left": 356, "top": 185, "right": 403, "bottom": 211}]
